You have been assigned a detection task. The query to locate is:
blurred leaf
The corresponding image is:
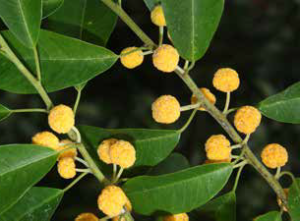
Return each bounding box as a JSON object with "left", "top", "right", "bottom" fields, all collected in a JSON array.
[
  {"left": 79, "top": 125, "right": 180, "bottom": 167},
  {"left": 0, "top": 30, "right": 117, "bottom": 94},
  {"left": 0, "top": 105, "right": 11, "bottom": 122},
  {"left": 42, "top": 0, "right": 64, "bottom": 18},
  {"left": 197, "top": 191, "right": 236, "bottom": 221},
  {"left": 0, "top": 0, "right": 41, "bottom": 48},
  {"left": 47, "top": 0, "right": 117, "bottom": 46},
  {"left": 123, "top": 163, "right": 233, "bottom": 215},
  {"left": 258, "top": 82, "right": 300, "bottom": 124},
  {"left": 0, "top": 144, "right": 58, "bottom": 214},
  {"left": 143, "top": 0, "right": 160, "bottom": 10},
  {"left": 288, "top": 178, "right": 300, "bottom": 220},
  {"left": 162, "top": 0, "right": 224, "bottom": 61},
  {"left": 254, "top": 211, "right": 282, "bottom": 221},
  {"left": 0, "top": 187, "right": 63, "bottom": 221},
  {"left": 147, "top": 153, "right": 189, "bottom": 176}
]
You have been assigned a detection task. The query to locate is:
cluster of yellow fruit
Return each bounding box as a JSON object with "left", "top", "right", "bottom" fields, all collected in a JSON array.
[
  {"left": 31, "top": 104, "right": 78, "bottom": 179},
  {"left": 97, "top": 138, "right": 136, "bottom": 169}
]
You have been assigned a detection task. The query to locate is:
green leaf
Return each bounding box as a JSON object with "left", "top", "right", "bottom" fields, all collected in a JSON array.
[
  {"left": 258, "top": 82, "right": 300, "bottom": 124},
  {"left": 123, "top": 163, "right": 233, "bottom": 215},
  {"left": 161, "top": 0, "right": 224, "bottom": 61},
  {"left": 197, "top": 192, "right": 236, "bottom": 221},
  {"left": 0, "top": 0, "right": 42, "bottom": 48},
  {"left": 47, "top": 0, "right": 117, "bottom": 46},
  {"left": 144, "top": 0, "right": 160, "bottom": 10},
  {"left": 0, "top": 144, "right": 58, "bottom": 214},
  {"left": 147, "top": 153, "right": 189, "bottom": 176},
  {"left": 79, "top": 125, "right": 181, "bottom": 167},
  {"left": 288, "top": 178, "right": 300, "bottom": 220},
  {"left": 0, "top": 187, "right": 63, "bottom": 221},
  {"left": 0, "top": 104, "right": 11, "bottom": 122},
  {"left": 254, "top": 211, "right": 282, "bottom": 221},
  {"left": 0, "top": 30, "right": 118, "bottom": 94},
  {"left": 42, "top": 0, "right": 64, "bottom": 18}
]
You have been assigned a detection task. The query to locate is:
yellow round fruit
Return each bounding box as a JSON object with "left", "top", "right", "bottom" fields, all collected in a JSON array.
[
  {"left": 57, "top": 157, "right": 76, "bottom": 179},
  {"left": 205, "top": 135, "right": 231, "bottom": 161},
  {"left": 32, "top": 131, "right": 59, "bottom": 150},
  {"left": 97, "top": 138, "right": 118, "bottom": 164},
  {"left": 163, "top": 213, "right": 189, "bottom": 221},
  {"left": 151, "top": 5, "right": 166, "bottom": 27},
  {"left": 48, "top": 104, "right": 75, "bottom": 134},
  {"left": 57, "top": 139, "right": 77, "bottom": 160},
  {"left": 261, "top": 143, "right": 288, "bottom": 169},
  {"left": 234, "top": 106, "right": 262, "bottom": 134},
  {"left": 97, "top": 185, "right": 127, "bottom": 217},
  {"left": 152, "top": 95, "right": 180, "bottom": 124},
  {"left": 110, "top": 140, "right": 136, "bottom": 169},
  {"left": 120, "top": 47, "right": 144, "bottom": 69},
  {"left": 212, "top": 68, "right": 240, "bottom": 93},
  {"left": 191, "top": 88, "right": 216, "bottom": 111},
  {"left": 152, "top": 44, "right": 179, "bottom": 73},
  {"left": 75, "top": 213, "right": 98, "bottom": 221}
]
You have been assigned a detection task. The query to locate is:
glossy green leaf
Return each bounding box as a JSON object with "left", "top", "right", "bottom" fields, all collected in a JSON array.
[
  {"left": 42, "top": 0, "right": 64, "bottom": 18},
  {"left": 79, "top": 125, "right": 181, "bottom": 167},
  {"left": 0, "top": 0, "right": 42, "bottom": 48},
  {"left": 123, "top": 163, "right": 233, "bottom": 215},
  {"left": 144, "top": 0, "right": 160, "bottom": 10},
  {"left": 162, "top": 0, "right": 224, "bottom": 61},
  {"left": 254, "top": 211, "right": 282, "bottom": 221},
  {"left": 0, "top": 144, "right": 58, "bottom": 214},
  {"left": 197, "top": 192, "right": 236, "bottom": 221},
  {"left": 288, "top": 178, "right": 300, "bottom": 220},
  {"left": 47, "top": 0, "right": 117, "bottom": 46},
  {"left": 0, "top": 30, "right": 118, "bottom": 94},
  {"left": 147, "top": 153, "right": 189, "bottom": 176},
  {"left": 258, "top": 82, "right": 300, "bottom": 124},
  {"left": 0, "top": 187, "right": 63, "bottom": 221},
  {"left": 0, "top": 105, "right": 11, "bottom": 122}
]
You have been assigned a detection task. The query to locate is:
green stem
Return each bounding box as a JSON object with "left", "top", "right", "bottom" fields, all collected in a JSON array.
[
  {"left": 100, "top": 0, "right": 156, "bottom": 48},
  {"left": 233, "top": 163, "right": 246, "bottom": 192},
  {"left": 33, "top": 46, "right": 42, "bottom": 82},
  {"left": 158, "top": 26, "right": 164, "bottom": 45},
  {"left": 178, "top": 108, "right": 198, "bottom": 133},
  {"left": 278, "top": 171, "right": 296, "bottom": 183},
  {"left": 73, "top": 89, "right": 82, "bottom": 115},
  {"left": 77, "top": 143, "right": 109, "bottom": 185},
  {"left": 223, "top": 92, "right": 231, "bottom": 113},
  {"left": 96, "top": 0, "right": 288, "bottom": 208},
  {"left": 180, "top": 103, "right": 201, "bottom": 111},
  {"left": 63, "top": 172, "right": 89, "bottom": 192},
  {"left": 12, "top": 108, "right": 49, "bottom": 113},
  {"left": 0, "top": 34, "right": 53, "bottom": 109}
]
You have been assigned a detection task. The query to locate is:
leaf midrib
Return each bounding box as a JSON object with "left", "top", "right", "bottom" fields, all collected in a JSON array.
[{"left": 17, "top": 0, "right": 34, "bottom": 45}]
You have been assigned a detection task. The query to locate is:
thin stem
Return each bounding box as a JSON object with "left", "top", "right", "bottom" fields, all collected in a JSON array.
[
  {"left": 278, "top": 171, "right": 296, "bottom": 183},
  {"left": 72, "top": 126, "right": 82, "bottom": 143},
  {"left": 225, "top": 107, "right": 238, "bottom": 115},
  {"left": 0, "top": 34, "right": 53, "bottom": 109},
  {"left": 223, "top": 92, "right": 231, "bottom": 113},
  {"left": 180, "top": 103, "right": 201, "bottom": 111},
  {"left": 275, "top": 167, "right": 281, "bottom": 179},
  {"left": 188, "top": 61, "right": 196, "bottom": 71},
  {"left": 114, "top": 167, "right": 124, "bottom": 183},
  {"left": 142, "top": 51, "right": 153, "bottom": 56},
  {"left": 33, "top": 46, "right": 42, "bottom": 82},
  {"left": 75, "top": 168, "right": 91, "bottom": 173},
  {"left": 178, "top": 108, "right": 198, "bottom": 133},
  {"left": 100, "top": 0, "right": 155, "bottom": 48},
  {"left": 158, "top": 26, "right": 164, "bottom": 45},
  {"left": 73, "top": 89, "right": 82, "bottom": 115},
  {"left": 233, "top": 161, "right": 248, "bottom": 169},
  {"left": 119, "top": 47, "right": 149, "bottom": 57},
  {"left": 76, "top": 143, "right": 109, "bottom": 184},
  {"left": 75, "top": 157, "right": 89, "bottom": 167},
  {"left": 184, "top": 61, "right": 189, "bottom": 70},
  {"left": 113, "top": 164, "right": 117, "bottom": 180},
  {"left": 12, "top": 108, "right": 48, "bottom": 113},
  {"left": 231, "top": 144, "right": 242, "bottom": 149},
  {"left": 63, "top": 172, "right": 89, "bottom": 192},
  {"left": 233, "top": 163, "right": 246, "bottom": 192}
]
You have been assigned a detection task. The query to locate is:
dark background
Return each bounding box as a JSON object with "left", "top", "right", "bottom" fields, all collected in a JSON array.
[{"left": 1, "top": 0, "right": 300, "bottom": 220}]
